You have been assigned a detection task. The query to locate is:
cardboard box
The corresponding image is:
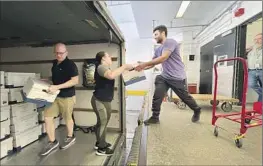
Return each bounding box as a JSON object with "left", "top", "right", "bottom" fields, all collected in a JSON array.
[
  {"left": 10, "top": 113, "right": 39, "bottom": 134},
  {"left": 22, "top": 78, "right": 60, "bottom": 106},
  {"left": 0, "top": 137, "right": 13, "bottom": 158},
  {"left": 0, "top": 89, "right": 9, "bottom": 106},
  {"left": 0, "top": 118, "right": 11, "bottom": 139},
  {"left": 5, "top": 72, "right": 36, "bottom": 88},
  {"left": 10, "top": 103, "right": 37, "bottom": 119},
  {"left": 0, "top": 71, "right": 4, "bottom": 89},
  {"left": 122, "top": 70, "right": 146, "bottom": 86},
  {"left": 9, "top": 88, "right": 24, "bottom": 103},
  {"left": 0, "top": 105, "right": 11, "bottom": 122},
  {"left": 12, "top": 125, "right": 41, "bottom": 148}
]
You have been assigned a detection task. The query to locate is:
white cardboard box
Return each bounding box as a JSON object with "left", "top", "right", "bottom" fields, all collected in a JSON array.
[
  {"left": 0, "top": 137, "right": 13, "bottom": 158},
  {"left": 10, "top": 113, "right": 39, "bottom": 134},
  {"left": 0, "top": 118, "right": 11, "bottom": 139},
  {"left": 10, "top": 103, "right": 37, "bottom": 119},
  {"left": 12, "top": 125, "right": 41, "bottom": 148},
  {"left": 5, "top": 72, "right": 36, "bottom": 88},
  {"left": 0, "top": 105, "right": 11, "bottom": 121},
  {"left": 0, "top": 89, "right": 9, "bottom": 106},
  {"left": 9, "top": 88, "right": 24, "bottom": 103},
  {"left": 122, "top": 70, "right": 146, "bottom": 86},
  {"left": 0, "top": 71, "right": 4, "bottom": 89},
  {"left": 22, "top": 78, "right": 60, "bottom": 104}
]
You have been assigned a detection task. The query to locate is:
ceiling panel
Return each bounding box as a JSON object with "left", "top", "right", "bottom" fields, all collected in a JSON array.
[
  {"left": 130, "top": 1, "right": 235, "bottom": 38},
  {"left": 0, "top": 1, "right": 120, "bottom": 48}
]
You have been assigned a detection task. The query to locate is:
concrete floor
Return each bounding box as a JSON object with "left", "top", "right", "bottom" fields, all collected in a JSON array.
[
  {"left": 146, "top": 102, "right": 262, "bottom": 165},
  {"left": 1, "top": 126, "right": 119, "bottom": 165}
]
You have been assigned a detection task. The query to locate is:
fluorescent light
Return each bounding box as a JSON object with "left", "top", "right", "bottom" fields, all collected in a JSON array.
[{"left": 176, "top": 1, "right": 191, "bottom": 18}]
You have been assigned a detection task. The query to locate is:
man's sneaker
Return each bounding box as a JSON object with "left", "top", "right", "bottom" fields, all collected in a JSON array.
[
  {"left": 40, "top": 140, "right": 59, "bottom": 156},
  {"left": 94, "top": 142, "right": 112, "bottom": 150},
  {"left": 60, "top": 135, "right": 76, "bottom": 149},
  {"left": 192, "top": 109, "right": 201, "bottom": 122},
  {"left": 96, "top": 147, "right": 114, "bottom": 156},
  {"left": 144, "top": 116, "right": 160, "bottom": 125}
]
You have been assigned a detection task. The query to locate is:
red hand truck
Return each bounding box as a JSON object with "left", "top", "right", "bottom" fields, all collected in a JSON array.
[{"left": 212, "top": 57, "right": 262, "bottom": 148}]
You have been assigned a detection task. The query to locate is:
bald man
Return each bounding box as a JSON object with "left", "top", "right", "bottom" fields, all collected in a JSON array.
[
  {"left": 246, "top": 33, "right": 262, "bottom": 102},
  {"left": 40, "top": 43, "right": 79, "bottom": 156}
]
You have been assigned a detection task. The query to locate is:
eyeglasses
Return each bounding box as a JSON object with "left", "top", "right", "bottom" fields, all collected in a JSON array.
[{"left": 54, "top": 51, "right": 66, "bottom": 55}]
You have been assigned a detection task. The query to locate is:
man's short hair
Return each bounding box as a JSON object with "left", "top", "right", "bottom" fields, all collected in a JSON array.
[{"left": 153, "top": 25, "right": 168, "bottom": 37}]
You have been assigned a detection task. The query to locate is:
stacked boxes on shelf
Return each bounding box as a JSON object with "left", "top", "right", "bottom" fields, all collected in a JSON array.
[
  {"left": 0, "top": 71, "right": 13, "bottom": 159},
  {"left": 0, "top": 71, "right": 43, "bottom": 158},
  {"left": 10, "top": 103, "right": 41, "bottom": 149},
  {"left": 0, "top": 71, "right": 62, "bottom": 158}
]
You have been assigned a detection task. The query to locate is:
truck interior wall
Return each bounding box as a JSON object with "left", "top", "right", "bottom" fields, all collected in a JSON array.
[{"left": 0, "top": 43, "right": 122, "bottom": 129}]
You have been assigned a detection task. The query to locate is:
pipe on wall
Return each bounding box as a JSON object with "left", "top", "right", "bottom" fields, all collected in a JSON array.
[{"left": 193, "top": 1, "right": 240, "bottom": 40}]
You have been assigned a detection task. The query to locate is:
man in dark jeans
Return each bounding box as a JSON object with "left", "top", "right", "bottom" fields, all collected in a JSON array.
[{"left": 135, "top": 25, "right": 201, "bottom": 125}]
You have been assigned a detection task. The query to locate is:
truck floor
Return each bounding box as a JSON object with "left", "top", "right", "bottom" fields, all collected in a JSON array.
[
  {"left": 1, "top": 126, "right": 119, "bottom": 165},
  {"left": 146, "top": 102, "right": 262, "bottom": 165}
]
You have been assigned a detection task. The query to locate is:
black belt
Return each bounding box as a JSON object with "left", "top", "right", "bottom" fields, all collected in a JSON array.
[{"left": 248, "top": 68, "right": 262, "bottom": 71}]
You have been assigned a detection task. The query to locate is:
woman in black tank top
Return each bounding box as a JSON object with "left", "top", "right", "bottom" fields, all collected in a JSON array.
[{"left": 91, "top": 51, "right": 133, "bottom": 156}]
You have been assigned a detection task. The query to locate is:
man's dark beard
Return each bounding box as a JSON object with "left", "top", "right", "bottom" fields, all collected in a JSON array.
[{"left": 157, "top": 38, "right": 163, "bottom": 44}]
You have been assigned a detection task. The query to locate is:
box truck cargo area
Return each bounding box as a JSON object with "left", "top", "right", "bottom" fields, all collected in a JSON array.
[{"left": 0, "top": 1, "right": 126, "bottom": 165}]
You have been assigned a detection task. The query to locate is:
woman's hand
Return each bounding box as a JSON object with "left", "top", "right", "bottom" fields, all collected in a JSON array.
[{"left": 124, "top": 64, "right": 134, "bottom": 71}]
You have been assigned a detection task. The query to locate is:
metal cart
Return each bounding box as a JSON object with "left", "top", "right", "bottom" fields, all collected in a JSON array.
[
  {"left": 172, "top": 94, "right": 239, "bottom": 112},
  {"left": 212, "top": 57, "right": 262, "bottom": 148}
]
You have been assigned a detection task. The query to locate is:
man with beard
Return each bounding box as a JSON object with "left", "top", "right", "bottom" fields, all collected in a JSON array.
[{"left": 135, "top": 25, "right": 201, "bottom": 125}]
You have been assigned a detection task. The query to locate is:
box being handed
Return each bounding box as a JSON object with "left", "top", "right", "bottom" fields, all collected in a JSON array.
[
  {"left": 22, "top": 78, "right": 60, "bottom": 105},
  {"left": 122, "top": 70, "right": 146, "bottom": 86}
]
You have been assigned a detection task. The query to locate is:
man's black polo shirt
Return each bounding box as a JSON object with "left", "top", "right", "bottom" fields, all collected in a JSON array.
[{"left": 51, "top": 57, "right": 78, "bottom": 98}]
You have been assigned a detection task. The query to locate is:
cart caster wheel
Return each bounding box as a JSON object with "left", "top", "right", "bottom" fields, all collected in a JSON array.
[
  {"left": 235, "top": 138, "right": 243, "bottom": 148},
  {"left": 210, "top": 100, "right": 219, "bottom": 106},
  {"left": 221, "top": 102, "right": 232, "bottom": 112},
  {"left": 245, "top": 113, "right": 252, "bottom": 124},
  {"left": 177, "top": 101, "right": 186, "bottom": 109},
  {"left": 214, "top": 126, "right": 219, "bottom": 137}
]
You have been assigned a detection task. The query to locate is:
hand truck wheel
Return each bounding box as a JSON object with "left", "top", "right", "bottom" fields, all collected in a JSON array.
[
  {"left": 213, "top": 126, "right": 219, "bottom": 137},
  {"left": 221, "top": 102, "right": 232, "bottom": 112},
  {"left": 235, "top": 137, "right": 243, "bottom": 148},
  {"left": 177, "top": 101, "right": 186, "bottom": 109},
  {"left": 210, "top": 100, "right": 219, "bottom": 106},
  {"left": 245, "top": 113, "right": 252, "bottom": 124}
]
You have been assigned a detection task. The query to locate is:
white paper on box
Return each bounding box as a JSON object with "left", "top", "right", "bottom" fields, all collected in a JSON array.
[
  {"left": 0, "top": 105, "right": 11, "bottom": 121},
  {"left": 122, "top": 70, "right": 146, "bottom": 86},
  {"left": 0, "top": 89, "right": 9, "bottom": 106},
  {"left": 0, "top": 137, "right": 13, "bottom": 158},
  {"left": 5, "top": 72, "right": 36, "bottom": 87},
  {"left": 9, "top": 88, "right": 24, "bottom": 103},
  {"left": 22, "top": 78, "right": 60, "bottom": 104}
]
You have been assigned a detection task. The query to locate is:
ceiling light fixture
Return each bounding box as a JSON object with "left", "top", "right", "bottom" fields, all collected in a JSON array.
[{"left": 176, "top": 1, "right": 191, "bottom": 18}]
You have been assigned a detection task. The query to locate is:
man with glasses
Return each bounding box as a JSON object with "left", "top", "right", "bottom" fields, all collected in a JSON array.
[
  {"left": 246, "top": 33, "right": 262, "bottom": 102},
  {"left": 40, "top": 43, "right": 79, "bottom": 156}
]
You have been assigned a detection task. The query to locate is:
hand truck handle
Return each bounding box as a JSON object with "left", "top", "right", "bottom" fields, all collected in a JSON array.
[{"left": 212, "top": 57, "right": 248, "bottom": 122}]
